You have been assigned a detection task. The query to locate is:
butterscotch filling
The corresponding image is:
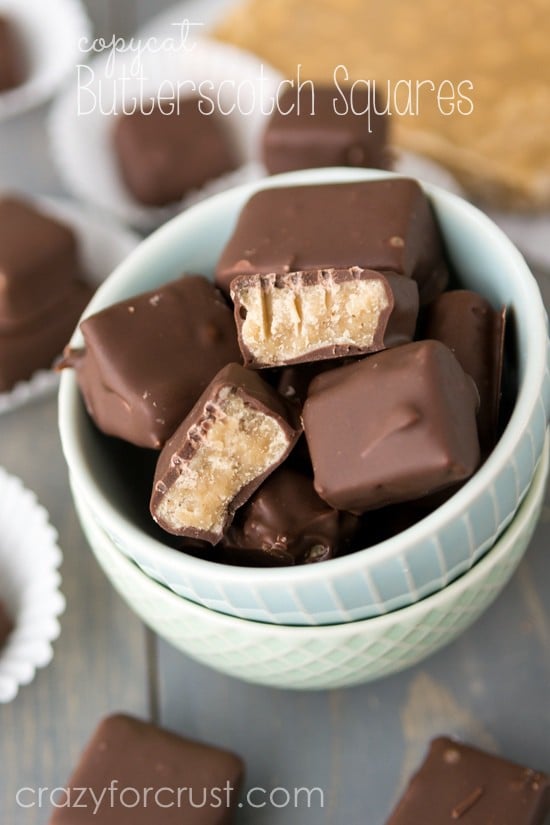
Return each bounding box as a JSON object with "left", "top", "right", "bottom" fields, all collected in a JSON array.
[
  {"left": 156, "top": 393, "right": 289, "bottom": 535},
  {"left": 236, "top": 272, "right": 389, "bottom": 364}
]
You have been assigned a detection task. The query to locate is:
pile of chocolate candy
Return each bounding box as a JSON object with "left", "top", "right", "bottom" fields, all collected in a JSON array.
[{"left": 62, "top": 178, "right": 506, "bottom": 567}]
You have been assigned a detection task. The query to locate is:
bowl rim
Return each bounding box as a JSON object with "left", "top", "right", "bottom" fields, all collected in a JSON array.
[
  {"left": 59, "top": 167, "right": 549, "bottom": 587},
  {"left": 78, "top": 432, "right": 549, "bottom": 637}
]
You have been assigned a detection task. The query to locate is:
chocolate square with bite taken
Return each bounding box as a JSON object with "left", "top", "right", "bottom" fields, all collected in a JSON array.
[
  {"left": 385, "top": 737, "right": 550, "bottom": 825},
  {"left": 263, "top": 84, "right": 390, "bottom": 175},
  {"left": 303, "top": 340, "right": 480, "bottom": 513},
  {"left": 231, "top": 267, "right": 418, "bottom": 367},
  {"left": 150, "top": 363, "right": 301, "bottom": 543},
  {"left": 113, "top": 97, "right": 237, "bottom": 207},
  {"left": 215, "top": 179, "right": 449, "bottom": 304},
  {"left": 48, "top": 714, "right": 244, "bottom": 825}
]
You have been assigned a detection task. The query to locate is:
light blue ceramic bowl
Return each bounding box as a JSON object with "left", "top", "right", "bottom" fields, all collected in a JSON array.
[
  {"left": 73, "top": 437, "right": 549, "bottom": 690},
  {"left": 59, "top": 168, "right": 550, "bottom": 626}
]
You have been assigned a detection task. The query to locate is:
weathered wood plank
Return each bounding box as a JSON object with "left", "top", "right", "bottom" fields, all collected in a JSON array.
[
  {"left": 0, "top": 398, "right": 152, "bottom": 824},
  {"left": 155, "top": 484, "right": 550, "bottom": 824}
]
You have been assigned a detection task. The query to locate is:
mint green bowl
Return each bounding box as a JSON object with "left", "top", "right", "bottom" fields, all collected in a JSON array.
[
  {"left": 72, "top": 435, "right": 548, "bottom": 691},
  {"left": 59, "top": 168, "right": 550, "bottom": 626}
]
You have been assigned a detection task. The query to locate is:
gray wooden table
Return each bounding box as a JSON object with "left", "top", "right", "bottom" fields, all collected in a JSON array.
[{"left": 1, "top": 2, "right": 550, "bottom": 823}]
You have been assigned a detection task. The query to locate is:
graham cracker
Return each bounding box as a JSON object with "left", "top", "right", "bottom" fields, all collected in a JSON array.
[{"left": 214, "top": 0, "right": 550, "bottom": 209}]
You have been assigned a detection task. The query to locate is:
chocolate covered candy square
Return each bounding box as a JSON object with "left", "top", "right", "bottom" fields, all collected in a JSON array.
[
  {"left": 0, "top": 198, "right": 80, "bottom": 327},
  {"left": 60, "top": 276, "right": 241, "bottom": 449},
  {"left": 423, "top": 289, "right": 506, "bottom": 455},
  {"left": 48, "top": 714, "right": 244, "bottom": 825},
  {"left": 224, "top": 466, "right": 359, "bottom": 565},
  {"left": 263, "top": 84, "right": 390, "bottom": 174},
  {"left": 150, "top": 363, "right": 301, "bottom": 543},
  {"left": 385, "top": 737, "right": 550, "bottom": 825},
  {"left": 231, "top": 267, "right": 418, "bottom": 367},
  {"left": 113, "top": 97, "right": 237, "bottom": 207},
  {"left": 303, "top": 340, "right": 480, "bottom": 513},
  {"left": 0, "top": 281, "right": 92, "bottom": 392},
  {"left": 215, "top": 179, "right": 449, "bottom": 303}
]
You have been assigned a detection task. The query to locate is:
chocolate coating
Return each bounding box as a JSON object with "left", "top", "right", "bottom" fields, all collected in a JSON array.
[
  {"left": 0, "top": 280, "right": 92, "bottom": 392},
  {"left": 0, "top": 601, "right": 13, "bottom": 649},
  {"left": 303, "top": 340, "right": 481, "bottom": 513},
  {"left": 224, "top": 467, "right": 359, "bottom": 565},
  {"left": 48, "top": 714, "right": 244, "bottom": 825},
  {"left": 151, "top": 363, "right": 301, "bottom": 543},
  {"left": 277, "top": 359, "right": 346, "bottom": 409},
  {"left": 423, "top": 289, "right": 506, "bottom": 455},
  {"left": 215, "top": 179, "right": 448, "bottom": 303},
  {"left": 0, "top": 16, "right": 25, "bottom": 93},
  {"left": 263, "top": 84, "right": 390, "bottom": 175},
  {"left": 385, "top": 737, "right": 550, "bottom": 825},
  {"left": 0, "top": 198, "right": 81, "bottom": 327},
  {"left": 61, "top": 276, "right": 241, "bottom": 449},
  {"left": 113, "top": 97, "right": 237, "bottom": 207},
  {"left": 231, "top": 267, "right": 419, "bottom": 367}
]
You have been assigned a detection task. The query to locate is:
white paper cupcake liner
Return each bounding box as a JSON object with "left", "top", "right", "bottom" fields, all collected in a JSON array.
[
  {"left": 0, "top": 195, "right": 140, "bottom": 416},
  {"left": 49, "top": 37, "right": 282, "bottom": 230},
  {"left": 0, "top": 0, "right": 91, "bottom": 121},
  {"left": 0, "top": 467, "right": 65, "bottom": 703}
]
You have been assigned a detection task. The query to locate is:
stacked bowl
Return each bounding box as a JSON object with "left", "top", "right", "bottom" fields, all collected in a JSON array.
[{"left": 59, "top": 169, "right": 550, "bottom": 690}]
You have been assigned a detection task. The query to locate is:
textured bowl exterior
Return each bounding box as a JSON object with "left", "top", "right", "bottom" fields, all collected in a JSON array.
[
  {"left": 59, "top": 168, "right": 550, "bottom": 625},
  {"left": 74, "top": 440, "right": 548, "bottom": 690}
]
